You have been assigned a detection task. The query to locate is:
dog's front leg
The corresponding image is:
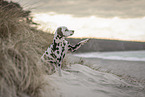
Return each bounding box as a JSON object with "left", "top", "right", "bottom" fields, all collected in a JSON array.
[
  {"left": 58, "top": 65, "right": 62, "bottom": 76},
  {"left": 79, "top": 39, "right": 90, "bottom": 45},
  {"left": 57, "top": 61, "right": 62, "bottom": 76},
  {"left": 68, "top": 39, "right": 90, "bottom": 52}
]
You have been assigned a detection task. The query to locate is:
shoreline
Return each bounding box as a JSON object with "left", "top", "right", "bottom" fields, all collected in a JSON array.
[{"left": 66, "top": 54, "right": 145, "bottom": 85}]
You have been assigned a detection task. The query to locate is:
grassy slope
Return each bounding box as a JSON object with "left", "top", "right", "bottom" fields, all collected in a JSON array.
[{"left": 0, "top": 1, "right": 55, "bottom": 97}]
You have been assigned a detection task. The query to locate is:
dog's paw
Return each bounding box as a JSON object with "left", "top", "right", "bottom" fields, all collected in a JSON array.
[
  {"left": 85, "top": 38, "right": 90, "bottom": 42},
  {"left": 80, "top": 39, "right": 90, "bottom": 45}
]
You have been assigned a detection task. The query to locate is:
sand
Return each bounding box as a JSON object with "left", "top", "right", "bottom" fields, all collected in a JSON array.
[
  {"left": 43, "top": 53, "right": 145, "bottom": 97},
  {"left": 67, "top": 54, "right": 145, "bottom": 83},
  {"left": 46, "top": 64, "right": 145, "bottom": 97}
]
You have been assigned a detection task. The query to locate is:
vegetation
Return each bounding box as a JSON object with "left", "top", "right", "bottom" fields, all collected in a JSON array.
[{"left": 0, "top": 0, "right": 54, "bottom": 97}]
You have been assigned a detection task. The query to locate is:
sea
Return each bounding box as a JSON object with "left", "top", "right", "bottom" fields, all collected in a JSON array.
[{"left": 73, "top": 50, "right": 145, "bottom": 62}]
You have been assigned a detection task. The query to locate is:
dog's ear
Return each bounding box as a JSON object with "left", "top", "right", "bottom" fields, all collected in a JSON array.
[{"left": 57, "top": 28, "right": 63, "bottom": 37}]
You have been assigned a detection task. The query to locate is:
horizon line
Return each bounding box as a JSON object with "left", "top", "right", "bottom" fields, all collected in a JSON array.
[{"left": 68, "top": 37, "right": 145, "bottom": 43}]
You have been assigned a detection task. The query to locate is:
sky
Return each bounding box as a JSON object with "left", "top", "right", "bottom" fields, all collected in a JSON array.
[{"left": 9, "top": 0, "right": 145, "bottom": 41}]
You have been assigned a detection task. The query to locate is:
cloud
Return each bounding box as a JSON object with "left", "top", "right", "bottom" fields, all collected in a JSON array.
[
  {"left": 11, "top": 0, "right": 145, "bottom": 18},
  {"left": 33, "top": 13, "right": 145, "bottom": 41},
  {"left": 29, "top": 0, "right": 145, "bottom": 18}
]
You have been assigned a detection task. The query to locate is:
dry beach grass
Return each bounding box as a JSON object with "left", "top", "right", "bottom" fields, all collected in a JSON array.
[{"left": 0, "top": 1, "right": 56, "bottom": 97}]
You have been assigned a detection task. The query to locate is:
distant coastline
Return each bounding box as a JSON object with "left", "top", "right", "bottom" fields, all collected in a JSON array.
[{"left": 67, "top": 38, "right": 145, "bottom": 52}]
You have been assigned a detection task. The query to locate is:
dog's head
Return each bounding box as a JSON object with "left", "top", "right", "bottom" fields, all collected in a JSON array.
[{"left": 56, "top": 26, "right": 74, "bottom": 37}]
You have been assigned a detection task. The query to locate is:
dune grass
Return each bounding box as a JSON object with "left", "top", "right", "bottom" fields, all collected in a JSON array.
[{"left": 0, "top": 1, "right": 55, "bottom": 97}]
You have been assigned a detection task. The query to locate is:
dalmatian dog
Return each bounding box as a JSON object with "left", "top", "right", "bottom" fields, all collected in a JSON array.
[{"left": 41, "top": 26, "right": 89, "bottom": 76}]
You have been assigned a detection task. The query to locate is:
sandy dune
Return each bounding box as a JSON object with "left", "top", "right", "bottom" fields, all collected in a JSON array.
[{"left": 47, "top": 64, "right": 145, "bottom": 97}]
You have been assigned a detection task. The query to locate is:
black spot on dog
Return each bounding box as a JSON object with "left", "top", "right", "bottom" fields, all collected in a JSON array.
[
  {"left": 61, "top": 52, "right": 63, "bottom": 56},
  {"left": 52, "top": 40, "right": 57, "bottom": 51},
  {"left": 56, "top": 47, "right": 59, "bottom": 50},
  {"left": 57, "top": 57, "right": 61, "bottom": 61},
  {"left": 63, "top": 54, "right": 65, "bottom": 58},
  {"left": 57, "top": 51, "right": 59, "bottom": 54},
  {"left": 59, "top": 36, "right": 62, "bottom": 39},
  {"left": 50, "top": 61, "right": 53, "bottom": 63},
  {"left": 62, "top": 47, "right": 65, "bottom": 52},
  {"left": 47, "top": 57, "right": 53, "bottom": 60},
  {"left": 73, "top": 43, "right": 80, "bottom": 49},
  {"left": 68, "top": 43, "right": 81, "bottom": 52},
  {"left": 57, "top": 28, "right": 63, "bottom": 37},
  {"left": 51, "top": 53, "right": 57, "bottom": 58}
]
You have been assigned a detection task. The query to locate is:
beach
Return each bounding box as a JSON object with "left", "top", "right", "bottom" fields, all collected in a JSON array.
[
  {"left": 45, "top": 51, "right": 145, "bottom": 97},
  {"left": 73, "top": 51, "right": 145, "bottom": 81},
  {"left": 1, "top": 1, "right": 145, "bottom": 97}
]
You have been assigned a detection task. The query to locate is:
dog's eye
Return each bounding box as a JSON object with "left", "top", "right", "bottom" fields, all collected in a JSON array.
[{"left": 65, "top": 29, "right": 68, "bottom": 31}]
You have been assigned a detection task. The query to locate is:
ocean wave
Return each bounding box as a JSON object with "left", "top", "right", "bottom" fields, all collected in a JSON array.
[{"left": 74, "top": 51, "right": 145, "bottom": 62}]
